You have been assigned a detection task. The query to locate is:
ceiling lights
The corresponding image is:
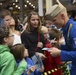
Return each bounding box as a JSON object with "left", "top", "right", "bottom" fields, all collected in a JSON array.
[{"left": 26, "top": 0, "right": 36, "bottom": 9}]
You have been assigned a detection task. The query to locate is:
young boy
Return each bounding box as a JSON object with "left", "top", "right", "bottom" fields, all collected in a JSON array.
[{"left": 10, "top": 43, "right": 44, "bottom": 75}]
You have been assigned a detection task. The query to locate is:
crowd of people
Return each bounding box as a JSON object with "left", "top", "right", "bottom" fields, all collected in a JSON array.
[{"left": 0, "top": 0, "right": 76, "bottom": 75}]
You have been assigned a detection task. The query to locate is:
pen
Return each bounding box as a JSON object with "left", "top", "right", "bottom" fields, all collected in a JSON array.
[{"left": 53, "top": 38, "right": 56, "bottom": 41}]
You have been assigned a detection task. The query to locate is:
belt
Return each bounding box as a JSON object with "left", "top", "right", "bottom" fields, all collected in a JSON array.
[{"left": 43, "top": 62, "right": 68, "bottom": 75}]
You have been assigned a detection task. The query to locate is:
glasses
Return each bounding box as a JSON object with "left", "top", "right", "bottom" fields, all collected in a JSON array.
[{"left": 9, "top": 34, "right": 14, "bottom": 37}]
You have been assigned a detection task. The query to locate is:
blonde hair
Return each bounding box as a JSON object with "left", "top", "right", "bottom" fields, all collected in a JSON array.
[
  {"left": 41, "top": 26, "right": 48, "bottom": 33},
  {"left": 49, "top": 28, "right": 62, "bottom": 40}
]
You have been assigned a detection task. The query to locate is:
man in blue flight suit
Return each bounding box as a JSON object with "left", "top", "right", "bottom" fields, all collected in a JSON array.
[{"left": 45, "top": 0, "right": 76, "bottom": 75}]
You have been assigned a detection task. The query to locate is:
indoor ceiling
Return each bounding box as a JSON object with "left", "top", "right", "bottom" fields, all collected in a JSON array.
[
  {"left": 0, "top": 0, "right": 75, "bottom": 15},
  {"left": 0, "top": 0, "right": 38, "bottom": 10},
  {"left": 0, "top": 0, "right": 39, "bottom": 14}
]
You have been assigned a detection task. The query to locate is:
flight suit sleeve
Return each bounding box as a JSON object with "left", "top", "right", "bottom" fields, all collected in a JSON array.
[
  {"left": 60, "top": 27, "right": 76, "bottom": 61},
  {"left": 60, "top": 50, "right": 76, "bottom": 61}
]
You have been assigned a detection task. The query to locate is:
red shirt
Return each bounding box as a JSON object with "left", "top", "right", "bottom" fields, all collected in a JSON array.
[{"left": 44, "top": 40, "right": 63, "bottom": 75}]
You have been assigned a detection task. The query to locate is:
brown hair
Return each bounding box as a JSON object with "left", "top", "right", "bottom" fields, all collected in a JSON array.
[
  {"left": 0, "top": 9, "right": 11, "bottom": 19},
  {"left": 26, "top": 11, "right": 42, "bottom": 33},
  {"left": 49, "top": 28, "right": 62, "bottom": 48},
  {"left": 49, "top": 28, "right": 62, "bottom": 40},
  {"left": 0, "top": 26, "right": 9, "bottom": 44},
  {"left": 10, "top": 44, "right": 25, "bottom": 61}
]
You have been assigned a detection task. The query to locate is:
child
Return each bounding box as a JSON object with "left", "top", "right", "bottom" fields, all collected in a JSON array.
[
  {"left": 0, "top": 26, "right": 27, "bottom": 75},
  {"left": 41, "top": 26, "right": 63, "bottom": 75},
  {"left": 10, "top": 43, "right": 44, "bottom": 75}
]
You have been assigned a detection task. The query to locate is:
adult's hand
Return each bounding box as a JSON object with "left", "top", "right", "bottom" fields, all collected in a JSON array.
[{"left": 48, "top": 47, "right": 61, "bottom": 57}]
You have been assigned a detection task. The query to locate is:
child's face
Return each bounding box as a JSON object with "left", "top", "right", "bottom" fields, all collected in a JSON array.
[
  {"left": 24, "top": 48, "right": 29, "bottom": 57},
  {"left": 43, "top": 30, "right": 49, "bottom": 40},
  {"left": 30, "top": 14, "right": 39, "bottom": 29}
]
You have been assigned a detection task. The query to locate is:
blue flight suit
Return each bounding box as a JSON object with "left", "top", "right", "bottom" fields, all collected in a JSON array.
[{"left": 61, "top": 19, "right": 76, "bottom": 75}]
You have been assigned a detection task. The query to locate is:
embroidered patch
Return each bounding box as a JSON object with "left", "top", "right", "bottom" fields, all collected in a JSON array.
[{"left": 73, "top": 37, "right": 76, "bottom": 45}]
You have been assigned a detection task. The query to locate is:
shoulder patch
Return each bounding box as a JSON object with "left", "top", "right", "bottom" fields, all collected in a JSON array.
[{"left": 73, "top": 37, "right": 76, "bottom": 45}]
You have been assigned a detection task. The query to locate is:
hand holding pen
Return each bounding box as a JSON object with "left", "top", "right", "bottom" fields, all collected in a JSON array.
[
  {"left": 50, "top": 38, "right": 57, "bottom": 44},
  {"left": 50, "top": 37, "right": 61, "bottom": 49}
]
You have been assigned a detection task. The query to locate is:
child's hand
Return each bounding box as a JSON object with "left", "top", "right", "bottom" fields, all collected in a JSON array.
[
  {"left": 50, "top": 38, "right": 60, "bottom": 49},
  {"left": 27, "top": 65, "right": 36, "bottom": 75},
  {"left": 39, "top": 65, "right": 44, "bottom": 72},
  {"left": 36, "top": 52, "right": 46, "bottom": 60},
  {"left": 30, "top": 65, "right": 36, "bottom": 72},
  {"left": 50, "top": 38, "right": 57, "bottom": 44},
  {"left": 37, "top": 42, "right": 43, "bottom": 48}
]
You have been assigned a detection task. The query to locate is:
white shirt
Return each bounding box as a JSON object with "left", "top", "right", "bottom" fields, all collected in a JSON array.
[{"left": 13, "top": 33, "right": 21, "bottom": 45}]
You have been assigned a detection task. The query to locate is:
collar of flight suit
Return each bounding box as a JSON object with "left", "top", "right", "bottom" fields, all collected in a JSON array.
[{"left": 62, "top": 19, "right": 73, "bottom": 32}]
